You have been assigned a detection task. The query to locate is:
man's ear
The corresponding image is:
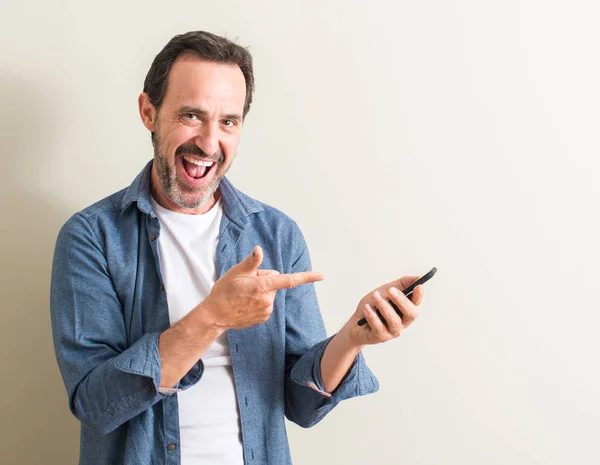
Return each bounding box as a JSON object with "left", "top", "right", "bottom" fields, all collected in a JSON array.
[{"left": 138, "top": 92, "right": 157, "bottom": 132}]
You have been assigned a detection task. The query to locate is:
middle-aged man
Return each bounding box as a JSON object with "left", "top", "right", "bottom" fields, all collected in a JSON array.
[{"left": 50, "top": 31, "right": 426, "bottom": 464}]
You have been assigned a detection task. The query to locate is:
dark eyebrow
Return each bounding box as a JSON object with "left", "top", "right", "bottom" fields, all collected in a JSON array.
[{"left": 179, "top": 106, "right": 242, "bottom": 121}]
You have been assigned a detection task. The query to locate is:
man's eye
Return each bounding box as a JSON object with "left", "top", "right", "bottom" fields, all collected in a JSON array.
[
  {"left": 184, "top": 113, "right": 198, "bottom": 120},
  {"left": 222, "top": 119, "right": 236, "bottom": 127}
]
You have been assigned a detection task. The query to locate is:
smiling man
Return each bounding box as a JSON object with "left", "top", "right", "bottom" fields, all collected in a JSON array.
[{"left": 50, "top": 31, "right": 426, "bottom": 465}]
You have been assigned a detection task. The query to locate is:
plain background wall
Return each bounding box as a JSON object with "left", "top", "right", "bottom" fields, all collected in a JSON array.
[{"left": 1, "top": 1, "right": 598, "bottom": 464}]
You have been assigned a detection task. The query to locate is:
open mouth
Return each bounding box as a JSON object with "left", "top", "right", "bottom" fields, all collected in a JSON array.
[{"left": 180, "top": 155, "right": 216, "bottom": 181}]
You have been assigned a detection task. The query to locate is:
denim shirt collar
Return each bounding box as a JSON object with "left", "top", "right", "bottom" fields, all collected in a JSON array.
[{"left": 121, "top": 159, "right": 264, "bottom": 228}]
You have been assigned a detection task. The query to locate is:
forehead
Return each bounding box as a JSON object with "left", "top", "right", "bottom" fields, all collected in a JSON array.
[{"left": 163, "top": 55, "right": 246, "bottom": 112}]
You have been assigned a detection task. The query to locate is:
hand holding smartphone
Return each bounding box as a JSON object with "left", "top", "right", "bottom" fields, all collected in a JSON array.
[{"left": 357, "top": 267, "right": 437, "bottom": 327}]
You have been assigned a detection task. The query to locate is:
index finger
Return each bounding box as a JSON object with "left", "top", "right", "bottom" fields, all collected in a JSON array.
[{"left": 261, "top": 271, "right": 324, "bottom": 292}]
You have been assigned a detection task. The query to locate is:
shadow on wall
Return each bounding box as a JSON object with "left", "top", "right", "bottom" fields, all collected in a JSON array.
[{"left": 0, "top": 75, "right": 80, "bottom": 464}]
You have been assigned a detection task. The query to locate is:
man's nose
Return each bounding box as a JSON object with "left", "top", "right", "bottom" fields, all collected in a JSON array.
[{"left": 194, "top": 122, "right": 219, "bottom": 157}]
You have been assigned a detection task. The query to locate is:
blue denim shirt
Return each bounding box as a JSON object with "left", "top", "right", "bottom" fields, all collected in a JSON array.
[{"left": 50, "top": 160, "right": 379, "bottom": 464}]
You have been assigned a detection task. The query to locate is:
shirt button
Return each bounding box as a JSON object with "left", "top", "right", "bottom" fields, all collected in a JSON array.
[
  {"left": 150, "top": 234, "right": 157, "bottom": 241},
  {"left": 168, "top": 443, "right": 177, "bottom": 451},
  {"left": 159, "top": 284, "right": 164, "bottom": 292}
]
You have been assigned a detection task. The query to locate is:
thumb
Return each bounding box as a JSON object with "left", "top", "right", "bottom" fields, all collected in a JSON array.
[{"left": 235, "top": 245, "right": 263, "bottom": 274}]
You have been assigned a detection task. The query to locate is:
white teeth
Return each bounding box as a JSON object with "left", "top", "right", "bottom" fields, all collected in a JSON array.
[{"left": 183, "top": 155, "right": 214, "bottom": 167}]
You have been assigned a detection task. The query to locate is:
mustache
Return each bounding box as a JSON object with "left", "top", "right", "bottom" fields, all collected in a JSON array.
[{"left": 175, "top": 142, "right": 224, "bottom": 164}]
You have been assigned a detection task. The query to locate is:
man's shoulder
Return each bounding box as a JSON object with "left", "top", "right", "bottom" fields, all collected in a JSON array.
[
  {"left": 240, "top": 190, "right": 300, "bottom": 233},
  {"left": 78, "top": 187, "right": 129, "bottom": 219},
  {"left": 256, "top": 199, "right": 297, "bottom": 226},
  {"left": 58, "top": 186, "right": 131, "bottom": 239},
  {"left": 224, "top": 178, "right": 300, "bottom": 231},
  {"left": 69, "top": 160, "right": 153, "bottom": 225}
]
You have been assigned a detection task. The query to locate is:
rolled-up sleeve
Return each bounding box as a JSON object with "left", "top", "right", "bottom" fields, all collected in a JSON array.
[
  {"left": 283, "top": 222, "right": 379, "bottom": 428},
  {"left": 50, "top": 213, "right": 202, "bottom": 436}
]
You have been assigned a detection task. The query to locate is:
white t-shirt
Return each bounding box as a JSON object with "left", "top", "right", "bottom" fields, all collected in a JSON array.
[{"left": 150, "top": 195, "right": 244, "bottom": 465}]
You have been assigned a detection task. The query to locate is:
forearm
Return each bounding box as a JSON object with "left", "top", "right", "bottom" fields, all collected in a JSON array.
[
  {"left": 158, "top": 303, "right": 223, "bottom": 388},
  {"left": 320, "top": 328, "right": 364, "bottom": 393}
]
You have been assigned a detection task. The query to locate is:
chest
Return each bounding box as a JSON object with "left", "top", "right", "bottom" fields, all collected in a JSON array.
[{"left": 104, "top": 212, "right": 288, "bottom": 361}]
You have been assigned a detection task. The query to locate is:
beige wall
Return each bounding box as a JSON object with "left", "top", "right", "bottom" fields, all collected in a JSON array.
[{"left": 1, "top": 1, "right": 598, "bottom": 464}]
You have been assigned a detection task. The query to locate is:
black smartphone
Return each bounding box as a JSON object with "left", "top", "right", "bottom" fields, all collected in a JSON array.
[{"left": 357, "top": 267, "right": 437, "bottom": 326}]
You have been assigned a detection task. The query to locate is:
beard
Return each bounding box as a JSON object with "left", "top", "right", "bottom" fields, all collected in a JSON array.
[{"left": 152, "top": 129, "right": 232, "bottom": 210}]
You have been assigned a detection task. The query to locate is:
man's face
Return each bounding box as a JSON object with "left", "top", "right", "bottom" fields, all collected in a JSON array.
[{"left": 144, "top": 56, "right": 246, "bottom": 211}]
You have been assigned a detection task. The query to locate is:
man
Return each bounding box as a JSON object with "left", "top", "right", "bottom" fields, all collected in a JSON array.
[{"left": 50, "top": 31, "right": 425, "bottom": 464}]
